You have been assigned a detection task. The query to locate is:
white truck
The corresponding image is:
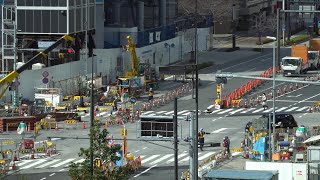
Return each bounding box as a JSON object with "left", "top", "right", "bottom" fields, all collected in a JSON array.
[{"left": 281, "top": 45, "right": 320, "bottom": 76}]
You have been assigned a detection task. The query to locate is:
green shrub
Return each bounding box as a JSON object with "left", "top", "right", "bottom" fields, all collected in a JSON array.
[{"left": 284, "top": 34, "right": 310, "bottom": 46}]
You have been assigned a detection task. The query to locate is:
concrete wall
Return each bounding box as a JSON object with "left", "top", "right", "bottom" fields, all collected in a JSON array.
[{"left": 9, "top": 27, "right": 211, "bottom": 101}]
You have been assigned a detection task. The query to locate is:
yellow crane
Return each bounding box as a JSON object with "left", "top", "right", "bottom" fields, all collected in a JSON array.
[
  {"left": 0, "top": 35, "right": 75, "bottom": 99},
  {"left": 125, "top": 36, "right": 139, "bottom": 77}
]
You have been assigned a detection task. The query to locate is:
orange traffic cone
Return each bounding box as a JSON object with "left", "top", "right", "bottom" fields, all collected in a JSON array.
[
  {"left": 11, "top": 160, "right": 16, "bottom": 170},
  {"left": 31, "top": 148, "right": 35, "bottom": 159},
  {"left": 55, "top": 123, "right": 59, "bottom": 130},
  {"left": 82, "top": 122, "right": 86, "bottom": 129}
]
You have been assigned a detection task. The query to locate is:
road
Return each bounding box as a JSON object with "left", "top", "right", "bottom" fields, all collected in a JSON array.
[{"left": 4, "top": 39, "right": 320, "bottom": 180}]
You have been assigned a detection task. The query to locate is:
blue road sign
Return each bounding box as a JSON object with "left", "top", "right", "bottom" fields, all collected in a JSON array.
[
  {"left": 42, "top": 77, "right": 49, "bottom": 84},
  {"left": 130, "top": 98, "right": 137, "bottom": 104}
]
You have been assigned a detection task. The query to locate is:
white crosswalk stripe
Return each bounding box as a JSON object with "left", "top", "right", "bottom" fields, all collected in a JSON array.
[
  {"left": 251, "top": 108, "right": 265, "bottom": 113},
  {"left": 179, "top": 153, "right": 202, "bottom": 162},
  {"left": 263, "top": 107, "right": 277, "bottom": 113},
  {"left": 164, "top": 111, "right": 174, "bottom": 115},
  {"left": 276, "top": 107, "right": 288, "bottom": 112},
  {"left": 156, "top": 111, "right": 168, "bottom": 114},
  {"left": 36, "top": 159, "right": 61, "bottom": 168},
  {"left": 285, "top": 107, "right": 299, "bottom": 112},
  {"left": 20, "top": 159, "right": 47, "bottom": 169},
  {"left": 296, "top": 106, "right": 309, "bottom": 112},
  {"left": 240, "top": 108, "right": 256, "bottom": 113},
  {"left": 51, "top": 159, "right": 76, "bottom": 168},
  {"left": 217, "top": 109, "right": 234, "bottom": 114},
  {"left": 210, "top": 109, "right": 223, "bottom": 114},
  {"left": 177, "top": 110, "right": 190, "bottom": 115},
  {"left": 198, "top": 152, "right": 215, "bottom": 161},
  {"left": 229, "top": 108, "right": 244, "bottom": 114},
  {"left": 141, "top": 155, "right": 160, "bottom": 164},
  {"left": 149, "top": 154, "right": 173, "bottom": 165},
  {"left": 167, "top": 153, "right": 188, "bottom": 163},
  {"left": 143, "top": 111, "right": 155, "bottom": 115}
]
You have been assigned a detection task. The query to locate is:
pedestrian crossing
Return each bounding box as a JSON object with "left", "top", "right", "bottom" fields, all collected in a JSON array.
[
  {"left": 141, "top": 110, "right": 201, "bottom": 116},
  {"left": 80, "top": 111, "right": 110, "bottom": 118},
  {"left": 208, "top": 106, "right": 310, "bottom": 115},
  {"left": 15, "top": 151, "right": 219, "bottom": 170},
  {"left": 15, "top": 158, "right": 83, "bottom": 170}
]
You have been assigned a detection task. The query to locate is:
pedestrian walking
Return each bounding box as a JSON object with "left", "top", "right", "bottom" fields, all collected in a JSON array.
[
  {"left": 198, "top": 128, "right": 210, "bottom": 151},
  {"left": 261, "top": 93, "right": 268, "bottom": 110},
  {"left": 223, "top": 136, "right": 230, "bottom": 156}
]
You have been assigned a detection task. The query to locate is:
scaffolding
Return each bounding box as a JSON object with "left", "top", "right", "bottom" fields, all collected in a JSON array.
[{"left": 1, "top": 0, "right": 16, "bottom": 73}]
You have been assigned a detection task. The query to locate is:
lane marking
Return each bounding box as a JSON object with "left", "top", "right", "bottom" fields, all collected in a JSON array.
[
  {"left": 142, "top": 147, "right": 147, "bottom": 150},
  {"left": 211, "top": 128, "right": 227, "bottom": 133},
  {"left": 210, "top": 109, "right": 223, "bottom": 114},
  {"left": 221, "top": 53, "right": 272, "bottom": 71},
  {"left": 177, "top": 110, "right": 190, "bottom": 115},
  {"left": 40, "top": 178, "right": 46, "bottom": 180},
  {"left": 59, "top": 169, "right": 65, "bottom": 172},
  {"left": 263, "top": 107, "right": 278, "bottom": 113},
  {"left": 142, "top": 111, "right": 155, "bottom": 115},
  {"left": 303, "top": 113, "right": 308, "bottom": 116},
  {"left": 212, "top": 118, "right": 217, "bottom": 122},
  {"left": 207, "top": 105, "right": 215, "bottom": 110},
  {"left": 49, "top": 173, "right": 55, "bottom": 177},
  {"left": 133, "top": 164, "right": 157, "bottom": 178},
  {"left": 156, "top": 111, "right": 167, "bottom": 114},
  {"left": 164, "top": 111, "right": 174, "bottom": 115}
]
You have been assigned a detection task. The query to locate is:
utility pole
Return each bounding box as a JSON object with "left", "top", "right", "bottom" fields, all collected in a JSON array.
[
  {"left": 189, "top": 111, "right": 194, "bottom": 179},
  {"left": 13, "top": 19, "right": 18, "bottom": 108},
  {"left": 277, "top": 8, "right": 281, "bottom": 67},
  {"left": 193, "top": 0, "right": 199, "bottom": 179},
  {"left": 173, "top": 98, "right": 178, "bottom": 180}
]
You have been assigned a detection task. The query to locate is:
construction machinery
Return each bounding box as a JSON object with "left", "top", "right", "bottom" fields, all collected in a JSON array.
[
  {"left": 117, "top": 36, "right": 158, "bottom": 97},
  {"left": 0, "top": 35, "right": 75, "bottom": 99}
]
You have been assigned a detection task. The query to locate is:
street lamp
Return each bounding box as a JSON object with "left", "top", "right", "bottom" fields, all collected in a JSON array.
[
  {"left": 266, "top": 36, "right": 276, "bottom": 156},
  {"left": 164, "top": 43, "right": 175, "bottom": 65}
]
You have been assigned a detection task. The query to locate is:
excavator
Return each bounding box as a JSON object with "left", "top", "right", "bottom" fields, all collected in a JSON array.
[{"left": 0, "top": 35, "right": 75, "bottom": 99}]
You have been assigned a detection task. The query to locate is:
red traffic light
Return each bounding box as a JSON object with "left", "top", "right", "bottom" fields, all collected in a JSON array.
[{"left": 67, "top": 48, "right": 73, "bottom": 54}]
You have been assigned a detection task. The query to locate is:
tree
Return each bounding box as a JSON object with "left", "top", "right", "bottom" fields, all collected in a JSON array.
[
  {"left": 251, "top": 12, "right": 277, "bottom": 44},
  {"left": 68, "top": 120, "right": 132, "bottom": 180}
]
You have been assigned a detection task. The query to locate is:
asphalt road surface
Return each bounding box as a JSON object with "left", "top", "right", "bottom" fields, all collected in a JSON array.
[{"left": 3, "top": 42, "right": 320, "bottom": 180}]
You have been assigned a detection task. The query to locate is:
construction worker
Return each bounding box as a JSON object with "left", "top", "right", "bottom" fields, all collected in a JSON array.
[
  {"left": 261, "top": 93, "right": 268, "bottom": 110},
  {"left": 223, "top": 136, "right": 231, "bottom": 156},
  {"left": 112, "top": 98, "right": 118, "bottom": 111},
  {"left": 17, "top": 121, "right": 27, "bottom": 140},
  {"left": 148, "top": 88, "right": 154, "bottom": 102},
  {"left": 198, "top": 128, "right": 210, "bottom": 151}
]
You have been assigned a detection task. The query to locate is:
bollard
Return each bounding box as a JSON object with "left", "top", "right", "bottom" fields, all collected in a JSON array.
[
  {"left": 53, "top": 146, "right": 57, "bottom": 154},
  {"left": 249, "top": 98, "right": 254, "bottom": 107},
  {"left": 55, "top": 123, "right": 59, "bottom": 131},
  {"left": 13, "top": 151, "right": 18, "bottom": 161},
  {"left": 119, "top": 117, "right": 124, "bottom": 125},
  {"left": 256, "top": 96, "right": 260, "bottom": 105},
  {"left": 28, "top": 123, "right": 31, "bottom": 132}
]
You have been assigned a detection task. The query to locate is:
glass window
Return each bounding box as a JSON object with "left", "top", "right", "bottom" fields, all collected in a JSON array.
[
  {"left": 34, "top": 0, "right": 41, "bottom": 6},
  {"left": 51, "top": 10, "right": 58, "bottom": 33},
  {"left": 59, "top": 0, "right": 67, "bottom": 6},
  {"left": 69, "top": 0, "right": 75, "bottom": 7},
  {"left": 25, "top": 10, "right": 34, "bottom": 32},
  {"left": 26, "top": 0, "right": 33, "bottom": 6},
  {"left": 42, "top": 10, "right": 51, "bottom": 33},
  {"left": 34, "top": 10, "right": 42, "bottom": 32},
  {"left": 17, "top": 0, "right": 26, "bottom": 6},
  {"left": 51, "top": 0, "right": 58, "bottom": 6},
  {"left": 42, "top": 0, "right": 50, "bottom": 6},
  {"left": 17, "top": 10, "right": 26, "bottom": 32}
]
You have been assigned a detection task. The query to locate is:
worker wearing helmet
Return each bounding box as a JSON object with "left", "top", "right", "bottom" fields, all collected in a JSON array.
[
  {"left": 198, "top": 128, "right": 210, "bottom": 151},
  {"left": 223, "top": 136, "right": 230, "bottom": 155},
  {"left": 148, "top": 88, "right": 154, "bottom": 102}
]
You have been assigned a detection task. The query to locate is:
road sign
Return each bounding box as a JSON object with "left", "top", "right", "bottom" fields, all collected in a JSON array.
[
  {"left": 42, "top": 77, "right": 49, "bottom": 84},
  {"left": 65, "top": 120, "right": 76, "bottom": 124},
  {"left": 42, "top": 71, "right": 49, "bottom": 77},
  {"left": 120, "top": 128, "right": 128, "bottom": 137},
  {"left": 216, "top": 84, "right": 221, "bottom": 93},
  {"left": 130, "top": 98, "right": 137, "bottom": 104}
]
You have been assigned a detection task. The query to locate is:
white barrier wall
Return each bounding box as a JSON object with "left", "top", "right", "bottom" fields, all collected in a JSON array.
[
  {"left": 9, "top": 27, "right": 211, "bottom": 101},
  {"left": 246, "top": 161, "right": 307, "bottom": 180}
]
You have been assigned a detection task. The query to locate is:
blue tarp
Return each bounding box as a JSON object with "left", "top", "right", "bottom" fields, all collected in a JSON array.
[
  {"left": 204, "top": 169, "right": 277, "bottom": 180},
  {"left": 252, "top": 137, "right": 269, "bottom": 160}
]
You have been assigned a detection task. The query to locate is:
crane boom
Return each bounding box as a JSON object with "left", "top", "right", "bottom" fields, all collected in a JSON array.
[
  {"left": 0, "top": 35, "right": 75, "bottom": 99},
  {"left": 126, "top": 36, "right": 138, "bottom": 77}
]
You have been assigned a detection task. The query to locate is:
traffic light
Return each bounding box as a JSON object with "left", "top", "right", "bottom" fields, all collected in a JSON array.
[{"left": 59, "top": 48, "right": 74, "bottom": 54}]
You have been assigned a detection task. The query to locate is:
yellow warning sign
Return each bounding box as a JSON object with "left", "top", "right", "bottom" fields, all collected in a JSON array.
[
  {"left": 65, "top": 120, "right": 76, "bottom": 124},
  {"left": 120, "top": 128, "right": 128, "bottom": 137},
  {"left": 99, "top": 107, "right": 109, "bottom": 111},
  {"left": 231, "top": 148, "right": 244, "bottom": 153},
  {"left": 231, "top": 100, "right": 241, "bottom": 103},
  {"left": 36, "top": 146, "right": 46, "bottom": 152},
  {"left": 18, "top": 149, "right": 30, "bottom": 153},
  {"left": 104, "top": 103, "right": 113, "bottom": 106},
  {"left": 2, "top": 140, "right": 14, "bottom": 145},
  {"left": 7, "top": 123, "right": 18, "bottom": 127},
  {"left": 94, "top": 158, "right": 101, "bottom": 168},
  {"left": 77, "top": 107, "right": 88, "bottom": 111}
]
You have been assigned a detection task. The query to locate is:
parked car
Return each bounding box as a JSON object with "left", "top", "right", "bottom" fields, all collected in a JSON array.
[{"left": 260, "top": 113, "right": 298, "bottom": 129}]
